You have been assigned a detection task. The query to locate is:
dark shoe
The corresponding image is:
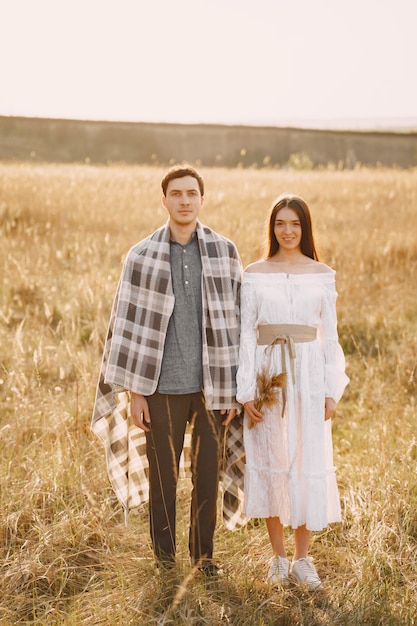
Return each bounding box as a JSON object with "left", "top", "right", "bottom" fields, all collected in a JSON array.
[
  {"left": 197, "top": 559, "right": 222, "bottom": 576},
  {"left": 156, "top": 556, "right": 176, "bottom": 572}
]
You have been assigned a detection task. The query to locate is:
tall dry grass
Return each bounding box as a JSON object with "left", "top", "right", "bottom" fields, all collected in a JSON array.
[{"left": 0, "top": 162, "right": 416, "bottom": 625}]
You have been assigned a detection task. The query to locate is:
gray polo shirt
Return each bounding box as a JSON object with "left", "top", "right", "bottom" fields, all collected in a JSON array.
[{"left": 157, "top": 232, "right": 203, "bottom": 394}]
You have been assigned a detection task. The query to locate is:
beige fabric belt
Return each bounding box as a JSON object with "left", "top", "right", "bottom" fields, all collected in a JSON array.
[
  {"left": 257, "top": 323, "right": 317, "bottom": 347},
  {"left": 256, "top": 324, "right": 317, "bottom": 416}
]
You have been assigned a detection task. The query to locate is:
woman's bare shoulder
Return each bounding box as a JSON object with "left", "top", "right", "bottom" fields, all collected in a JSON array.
[
  {"left": 313, "top": 261, "right": 335, "bottom": 274},
  {"left": 244, "top": 260, "right": 268, "bottom": 273}
]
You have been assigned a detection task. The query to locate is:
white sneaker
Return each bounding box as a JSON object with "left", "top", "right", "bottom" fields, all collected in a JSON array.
[
  {"left": 267, "top": 555, "right": 290, "bottom": 587},
  {"left": 291, "top": 557, "right": 322, "bottom": 590}
]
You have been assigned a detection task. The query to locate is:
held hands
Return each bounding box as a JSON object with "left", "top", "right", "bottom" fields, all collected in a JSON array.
[{"left": 131, "top": 392, "right": 151, "bottom": 432}]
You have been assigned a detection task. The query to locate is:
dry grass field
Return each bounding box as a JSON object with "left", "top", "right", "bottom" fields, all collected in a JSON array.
[{"left": 1, "top": 162, "right": 416, "bottom": 625}]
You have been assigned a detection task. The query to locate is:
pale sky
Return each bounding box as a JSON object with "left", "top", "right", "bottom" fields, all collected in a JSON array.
[{"left": 1, "top": 0, "right": 416, "bottom": 128}]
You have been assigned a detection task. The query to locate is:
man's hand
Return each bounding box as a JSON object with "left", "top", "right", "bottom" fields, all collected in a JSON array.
[
  {"left": 131, "top": 392, "right": 151, "bottom": 432},
  {"left": 221, "top": 408, "right": 237, "bottom": 426}
]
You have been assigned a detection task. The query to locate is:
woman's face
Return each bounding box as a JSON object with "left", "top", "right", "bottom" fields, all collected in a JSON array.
[{"left": 274, "top": 207, "right": 302, "bottom": 251}]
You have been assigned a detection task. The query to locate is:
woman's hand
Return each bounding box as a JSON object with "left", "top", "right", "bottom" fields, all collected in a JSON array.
[
  {"left": 324, "top": 397, "right": 336, "bottom": 421},
  {"left": 244, "top": 400, "right": 264, "bottom": 426}
]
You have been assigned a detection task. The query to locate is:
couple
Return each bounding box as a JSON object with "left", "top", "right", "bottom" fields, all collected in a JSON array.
[{"left": 91, "top": 164, "right": 349, "bottom": 591}]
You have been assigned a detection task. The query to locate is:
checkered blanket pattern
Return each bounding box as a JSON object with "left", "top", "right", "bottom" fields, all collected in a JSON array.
[{"left": 91, "top": 220, "right": 246, "bottom": 529}]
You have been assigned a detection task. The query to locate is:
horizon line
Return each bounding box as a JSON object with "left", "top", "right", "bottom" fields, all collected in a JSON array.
[{"left": 1, "top": 113, "right": 417, "bottom": 133}]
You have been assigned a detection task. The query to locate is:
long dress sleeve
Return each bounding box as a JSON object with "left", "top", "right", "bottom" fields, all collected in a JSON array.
[
  {"left": 236, "top": 279, "right": 258, "bottom": 406},
  {"left": 318, "top": 277, "right": 349, "bottom": 403}
]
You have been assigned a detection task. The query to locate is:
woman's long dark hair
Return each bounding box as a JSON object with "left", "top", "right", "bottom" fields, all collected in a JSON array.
[{"left": 265, "top": 193, "right": 319, "bottom": 260}]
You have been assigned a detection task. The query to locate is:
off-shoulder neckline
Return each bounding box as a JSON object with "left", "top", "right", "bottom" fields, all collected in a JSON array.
[{"left": 243, "top": 270, "right": 335, "bottom": 277}]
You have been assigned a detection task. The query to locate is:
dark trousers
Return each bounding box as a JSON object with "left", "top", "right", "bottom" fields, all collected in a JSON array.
[{"left": 145, "top": 391, "right": 223, "bottom": 564}]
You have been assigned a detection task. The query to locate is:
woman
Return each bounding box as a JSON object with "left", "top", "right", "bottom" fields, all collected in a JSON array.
[{"left": 236, "top": 193, "right": 349, "bottom": 590}]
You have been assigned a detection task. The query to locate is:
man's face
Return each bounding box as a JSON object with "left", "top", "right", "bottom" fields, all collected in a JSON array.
[{"left": 162, "top": 175, "right": 204, "bottom": 227}]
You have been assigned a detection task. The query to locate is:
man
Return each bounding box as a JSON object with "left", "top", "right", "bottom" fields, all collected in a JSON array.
[{"left": 91, "top": 164, "right": 243, "bottom": 574}]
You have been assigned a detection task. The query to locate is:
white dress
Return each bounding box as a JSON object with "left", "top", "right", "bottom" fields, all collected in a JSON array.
[{"left": 236, "top": 270, "right": 349, "bottom": 531}]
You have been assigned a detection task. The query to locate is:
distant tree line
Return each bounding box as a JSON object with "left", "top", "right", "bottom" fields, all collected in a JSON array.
[{"left": 1, "top": 116, "right": 416, "bottom": 168}]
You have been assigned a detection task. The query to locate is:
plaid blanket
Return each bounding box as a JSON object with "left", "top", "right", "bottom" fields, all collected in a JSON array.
[{"left": 91, "top": 221, "right": 246, "bottom": 529}]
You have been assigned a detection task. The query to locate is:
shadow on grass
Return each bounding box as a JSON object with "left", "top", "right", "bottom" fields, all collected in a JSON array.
[{"left": 137, "top": 564, "right": 353, "bottom": 626}]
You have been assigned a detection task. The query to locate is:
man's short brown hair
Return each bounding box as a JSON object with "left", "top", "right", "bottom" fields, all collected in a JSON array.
[{"left": 161, "top": 164, "right": 204, "bottom": 197}]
